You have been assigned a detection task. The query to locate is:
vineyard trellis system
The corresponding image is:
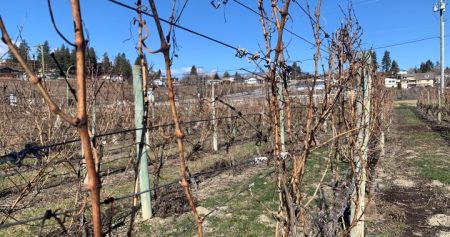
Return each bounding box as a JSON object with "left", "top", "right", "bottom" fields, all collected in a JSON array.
[{"left": 0, "top": 0, "right": 395, "bottom": 236}]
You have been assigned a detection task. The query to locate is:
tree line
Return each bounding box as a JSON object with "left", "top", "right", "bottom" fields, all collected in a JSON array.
[
  {"left": 5, "top": 40, "right": 133, "bottom": 81},
  {"left": 374, "top": 50, "right": 450, "bottom": 76}
]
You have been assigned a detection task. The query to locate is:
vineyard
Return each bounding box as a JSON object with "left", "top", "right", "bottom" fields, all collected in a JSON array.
[{"left": 1, "top": 0, "right": 449, "bottom": 237}]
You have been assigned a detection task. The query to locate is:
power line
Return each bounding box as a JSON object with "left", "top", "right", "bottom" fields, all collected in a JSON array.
[
  {"left": 231, "top": 0, "right": 323, "bottom": 51},
  {"left": 290, "top": 0, "right": 330, "bottom": 37},
  {"left": 109, "top": 0, "right": 258, "bottom": 59},
  {"left": 372, "top": 35, "right": 450, "bottom": 50},
  {"left": 231, "top": 0, "right": 317, "bottom": 46}
]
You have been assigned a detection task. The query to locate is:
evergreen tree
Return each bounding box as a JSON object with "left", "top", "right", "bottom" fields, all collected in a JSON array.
[
  {"left": 213, "top": 72, "right": 220, "bottom": 80},
  {"left": 381, "top": 50, "right": 391, "bottom": 73},
  {"left": 87, "top": 47, "right": 98, "bottom": 73},
  {"left": 390, "top": 60, "right": 399, "bottom": 76},
  {"left": 7, "top": 40, "right": 30, "bottom": 63},
  {"left": 419, "top": 59, "right": 434, "bottom": 73},
  {"left": 234, "top": 72, "right": 243, "bottom": 82},
  {"left": 101, "top": 52, "right": 112, "bottom": 74},
  {"left": 185, "top": 65, "right": 198, "bottom": 85},
  {"left": 223, "top": 71, "right": 230, "bottom": 78},
  {"left": 113, "top": 53, "right": 132, "bottom": 82},
  {"left": 290, "top": 62, "right": 301, "bottom": 79},
  {"left": 134, "top": 56, "right": 140, "bottom": 65},
  {"left": 53, "top": 44, "right": 72, "bottom": 72},
  {"left": 370, "top": 51, "right": 378, "bottom": 70},
  {"left": 190, "top": 65, "right": 198, "bottom": 77},
  {"left": 36, "top": 40, "right": 54, "bottom": 73},
  {"left": 70, "top": 48, "right": 76, "bottom": 69},
  {"left": 134, "top": 54, "right": 148, "bottom": 66},
  {"left": 155, "top": 69, "right": 162, "bottom": 79}
]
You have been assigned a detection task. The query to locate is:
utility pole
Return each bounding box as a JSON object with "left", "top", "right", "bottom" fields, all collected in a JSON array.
[
  {"left": 40, "top": 45, "right": 45, "bottom": 78},
  {"left": 435, "top": 0, "right": 446, "bottom": 123}
]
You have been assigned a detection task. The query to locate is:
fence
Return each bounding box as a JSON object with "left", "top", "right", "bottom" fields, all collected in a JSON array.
[{"left": 0, "top": 109, "right": 270, "bottom": 235}]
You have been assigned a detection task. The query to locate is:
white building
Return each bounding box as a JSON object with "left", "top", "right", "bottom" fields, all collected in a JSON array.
[
  {"left": 222, "top": 77, "right": 235, "bottom": 83},
  {"left": 152, "top": 79, "right": 164, "bottom": 87},
  {"left": 244, "top": 77, "right": 264, "bottom": 85},
  {"left": 384, "top": 78, "right": 397, "bottom": 88}
]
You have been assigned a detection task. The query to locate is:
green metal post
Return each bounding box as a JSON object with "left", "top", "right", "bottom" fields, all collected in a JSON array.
[
  {"left": 133, "top": 65, "right": 152, "bottom": 219},
  {"left": 212, "top": 83, "right": 218, "bottom": 151}
]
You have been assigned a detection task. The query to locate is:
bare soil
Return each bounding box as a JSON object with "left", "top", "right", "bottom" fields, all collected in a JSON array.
[
  {"left": 368, "top": 102, "right": 450, "bottom": 236},
  {"left": 151, "top": 157, "right": 257, "bottom": 218}
]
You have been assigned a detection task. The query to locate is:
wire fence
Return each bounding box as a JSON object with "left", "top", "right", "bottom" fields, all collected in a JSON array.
[
  {"left": 0, "top": 0, "right": 397, "bottom": 235},
  {"left": 0, "top": 151, "right": 270, "bottom": 234},
  {"left": 0, "top": 109, "right": 273, "bottom": 235}
]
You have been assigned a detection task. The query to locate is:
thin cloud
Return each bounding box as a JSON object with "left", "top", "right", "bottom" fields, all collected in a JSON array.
[
  {"left": 171, "top": 66, "right": 206, "bottom": 76},
  {"left": 171, "top": 67, "right": 191, "bottom": 76}
]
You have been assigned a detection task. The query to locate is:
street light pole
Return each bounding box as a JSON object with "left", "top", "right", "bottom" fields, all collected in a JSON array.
[{"left": 435, "top": 0, "right": 446, "bottom": 123}]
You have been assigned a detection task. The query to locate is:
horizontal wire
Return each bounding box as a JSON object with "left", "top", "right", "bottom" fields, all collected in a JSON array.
[
  {"left": 0, "top": 113, "right": 262, "bottom": 160},
  {"left": 372, "top": 35, "right": 450, "bottom": 50},
  {"left": 0, "top": 156, "right": 261, "bottom": 229},
  {"left": 231, "top": 0, "right": 328, "bottom": 54},
  {"left": 109, "top": 0, "right": 258, "bottom": 58}
]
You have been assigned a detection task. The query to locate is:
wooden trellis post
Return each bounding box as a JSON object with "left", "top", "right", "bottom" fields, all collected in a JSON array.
[{"left": 350, "top": 52, "right": 372, "bottom": 237}]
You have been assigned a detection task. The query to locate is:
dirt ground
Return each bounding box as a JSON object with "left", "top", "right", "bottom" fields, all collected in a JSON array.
[{"left": 367, "top": 101, "right": 450, "bottom": 237}]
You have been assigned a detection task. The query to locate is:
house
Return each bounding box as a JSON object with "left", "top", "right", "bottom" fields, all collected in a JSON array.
[
  {"left": 296, "top": 79, "right": 325, "bottom": 91},
  {"left": 399, "top": 73, "right": 415, "bottom": 89},
  {"left": 244, "top": 77, "right": 264, "bottom": 85},
  {"left": 397, "top": 72, "right": 435, "bottom": 89},
  {"left": 102, "top": 74, "right": 124, "bottom": 82},
  {"left": 384, "top": 78, "right": 397, "bottom": 88},
  {"left": 152, "top": 79, "right": 165, "bottom": 87},
  {"left": 207, "top": 79, "right": 221, "bottom": 85},
  {"left": 222, "top": 77, "right": 235, "bottom": 83},
  {"left": 414, "top": 72, "right": 434, "bottom": 87},
  {"left": 0, "top": 67, "right": 22, "bottom": 80}
]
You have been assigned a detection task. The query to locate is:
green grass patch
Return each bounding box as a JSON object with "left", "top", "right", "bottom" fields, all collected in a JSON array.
[
  {"left": 366, "top": 220, "right": 407, "bottom": 237},
  {"left": 416, "top": 155, "right": 450, "bottom": 184},
  {"left": 138, "top": 168, "right": 276, "bottom": 236},
  {"left": 137, "top": 146, "right": 334, "bottom": 236},
  {"left": 0, "top": 197, "right": 75, "bottom": 236},
  {"left": 158, "top": 141, "right": 266, "bottom": 185},
  {"left": 194, "top": 169, "right": 277, "bottom": 236},
  {"left": 394, "top": 103, "right": 450, "bottom": 184}
]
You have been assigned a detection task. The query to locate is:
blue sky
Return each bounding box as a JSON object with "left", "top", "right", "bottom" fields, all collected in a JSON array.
[{"left": 0, "top": 0, "right": 448, "bottom": 76}]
